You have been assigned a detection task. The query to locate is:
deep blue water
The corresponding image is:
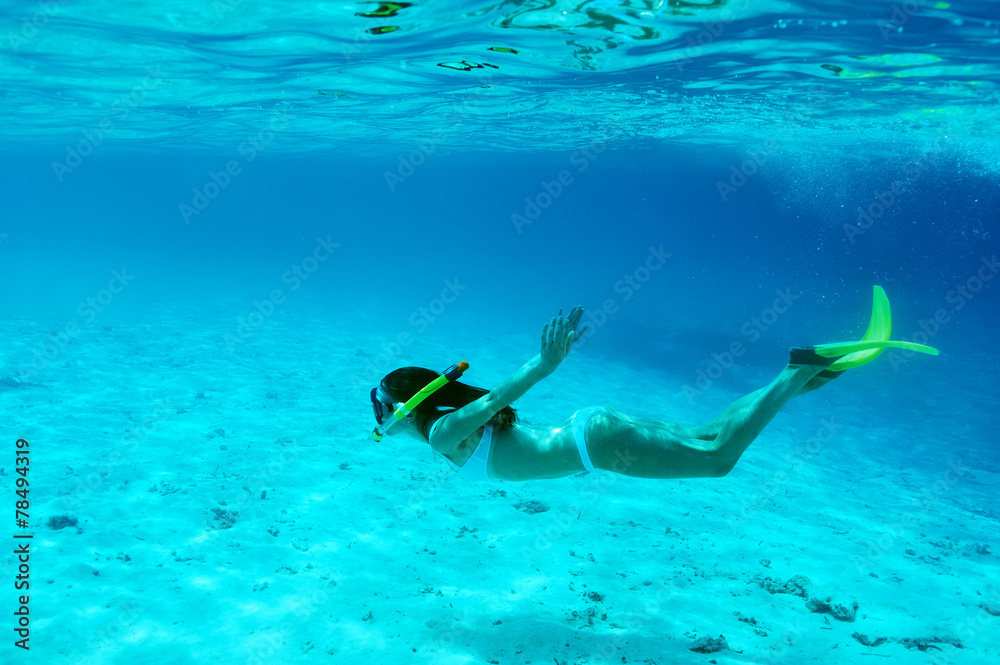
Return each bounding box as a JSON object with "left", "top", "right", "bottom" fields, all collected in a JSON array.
[{"left": 3, "top": 146, "right": 997, "bottom": 372}]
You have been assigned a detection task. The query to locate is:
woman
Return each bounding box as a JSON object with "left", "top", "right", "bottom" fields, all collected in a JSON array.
[{"left": 370, "top": 305, "right": 856, "bottom": 482}]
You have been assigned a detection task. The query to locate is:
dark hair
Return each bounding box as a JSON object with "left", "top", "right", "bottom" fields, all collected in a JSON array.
[{"left": 379, "top": 366, "right": 518, "bottom": 438}]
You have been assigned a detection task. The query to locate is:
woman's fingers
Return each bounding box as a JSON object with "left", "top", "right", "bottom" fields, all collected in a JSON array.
[
  {"left": 543, "top": 306, "right": 587, "bottom": 356},
  {"left": 540, "top": 307, "right": 587, "bottom": 370},
  {"left": 567, "top": 305, "right": 582, "bottom": 329},
  {"left": 547, "top": 308, "right": 584, "bottom": 344}
]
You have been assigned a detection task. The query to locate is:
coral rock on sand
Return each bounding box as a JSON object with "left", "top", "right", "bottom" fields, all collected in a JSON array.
[
  {"left": 979, "top": 601, "right": 1000, "bottom": 617},
  {"left": 47, "top": 515, "right": 78, "bottom": 530},
  {"left": 752, "top": 574, "right": 859, "bottom": 622},
  {"left": 853, "top": 633, "right": 964, "bottom": 651},
  {"left": 690, "top": 635, "right": 729, "bottom": 653},
  {"left": 754, "top": 574, "right": 812, "bottom": 598},
  {"left": 512, "top": 500, "right": 549, "bottom": 514},
  {"left": 806, "top": 597, "right": 860, "bottom": 622}
]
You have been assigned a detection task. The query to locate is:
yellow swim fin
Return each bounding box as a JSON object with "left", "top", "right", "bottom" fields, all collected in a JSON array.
[
  {"left": 826, "top": 285, "right": 892, "bottom": 371},
  {"left": 792, "top": 286, "right": 939, "bottom": 371}
]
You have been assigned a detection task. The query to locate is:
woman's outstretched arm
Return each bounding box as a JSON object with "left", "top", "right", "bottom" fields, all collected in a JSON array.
[
  {"left": 428, "top": 307, "right": 586, "bottom": 450},
  {"left": 485, "top": 305, "right": 587, "bottom": 410}
]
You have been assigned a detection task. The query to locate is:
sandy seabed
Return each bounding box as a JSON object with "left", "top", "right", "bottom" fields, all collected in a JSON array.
[{"left": 1, "top": 296, "right": 997, "bottom": 665}]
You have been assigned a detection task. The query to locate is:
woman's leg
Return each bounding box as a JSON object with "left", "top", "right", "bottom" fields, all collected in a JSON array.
[
  {"left": 586, "top": 363, "right": 829, "bottom": 479},
  {"left": 793, "top": 371, "right": 840, "bottom": 397}
]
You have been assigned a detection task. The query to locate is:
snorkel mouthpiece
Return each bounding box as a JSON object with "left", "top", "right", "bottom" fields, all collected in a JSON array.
[{"left": 372, "top": 361, "right": 469, "bottom": 441}]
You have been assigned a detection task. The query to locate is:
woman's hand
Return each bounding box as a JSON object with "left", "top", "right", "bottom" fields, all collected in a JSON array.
[{"left": 539, "top": 306, "right": 587, "bottom": 373}]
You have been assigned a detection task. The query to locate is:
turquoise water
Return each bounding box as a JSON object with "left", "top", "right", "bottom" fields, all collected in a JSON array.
[
  {"left": 1, "top": 1, "right": 999, "bottom": 663},
  {"left": 4, "top": 0, "right": 1000, "bottom": 153}
]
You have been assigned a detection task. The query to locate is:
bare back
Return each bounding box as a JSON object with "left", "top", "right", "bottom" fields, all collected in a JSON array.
[{"left": 436, "top": 417, "right": 587, "bottom": 481}]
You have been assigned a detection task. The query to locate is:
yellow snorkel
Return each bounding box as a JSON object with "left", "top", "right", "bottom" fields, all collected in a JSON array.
[{"left": 372, "top": 361, "right": 470, "bottom": 441}]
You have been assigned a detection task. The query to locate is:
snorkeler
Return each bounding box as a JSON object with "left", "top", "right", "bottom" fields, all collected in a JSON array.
[{"left": 369, "top": 289, "right": 937, "bottom": 481}]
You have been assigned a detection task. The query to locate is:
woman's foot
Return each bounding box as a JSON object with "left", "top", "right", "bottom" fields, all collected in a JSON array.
[
  {"left": 788, "top": 346, "right": 841, "bottom": 367},
  {"left": 787, "top": 346, "right": 847, "bottom": 396}
]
